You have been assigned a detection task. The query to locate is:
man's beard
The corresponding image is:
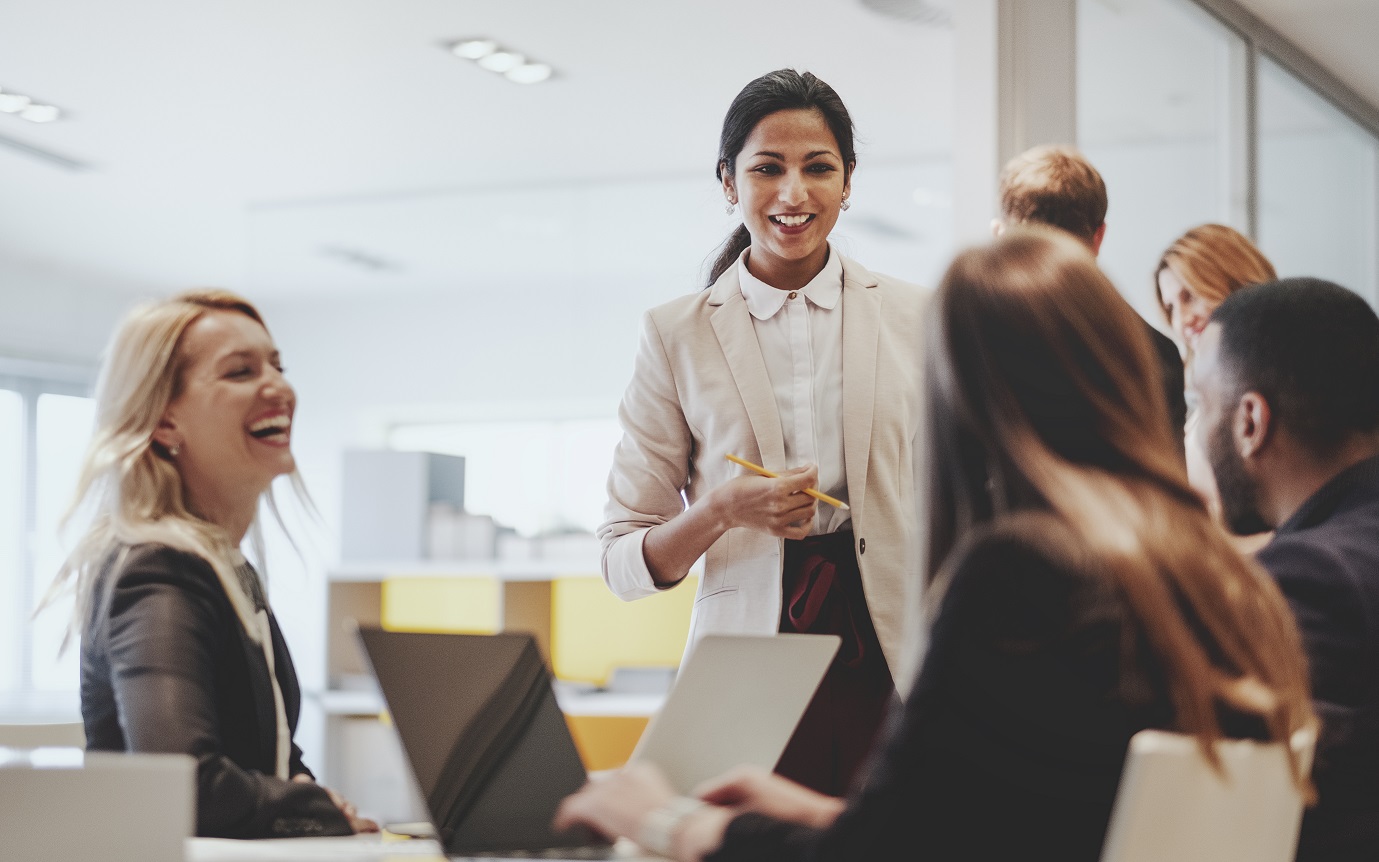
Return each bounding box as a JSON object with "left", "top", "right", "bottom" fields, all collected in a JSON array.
[{"left": 1207, "top": 413, "right": 1272, "bottom": 535}]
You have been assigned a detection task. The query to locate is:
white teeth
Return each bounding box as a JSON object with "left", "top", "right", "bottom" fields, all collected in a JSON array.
[
  {"left": 248, "top": 415, "right": 291, "bottom": 434},
  {"left": 772, "top": 214, "right": 812, "bottom": 227}
]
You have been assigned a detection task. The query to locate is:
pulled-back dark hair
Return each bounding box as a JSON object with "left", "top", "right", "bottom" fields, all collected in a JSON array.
[
  {"left": 1212, "top": 278, "right": 1379, "bottom": 453},
  {"left": 706, "top": 69, "right": 857, "bottom": 286}
]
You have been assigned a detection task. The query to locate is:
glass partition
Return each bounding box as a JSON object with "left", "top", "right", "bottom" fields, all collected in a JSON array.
[
  {"left": 1259, "top": 56, "right": 1379, "bottom": 304},
  {"left": 1077, "top": 0, "right": 1246, "bottom": 325}
]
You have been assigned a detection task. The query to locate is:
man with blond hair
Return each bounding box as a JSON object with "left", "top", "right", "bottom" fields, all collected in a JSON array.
[{"left": 995, "top": 145, "right": 1188, "bottom": 452}]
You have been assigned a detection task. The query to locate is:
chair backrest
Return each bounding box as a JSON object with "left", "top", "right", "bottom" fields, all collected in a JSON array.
[
  {"left": 1100, "top": 729, "right": 1311, "bottom": 862},
  {"left": 0, "top": 721, "right": 86, "bottom": 748}
]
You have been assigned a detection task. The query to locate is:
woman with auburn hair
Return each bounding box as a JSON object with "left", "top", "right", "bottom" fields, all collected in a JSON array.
[
  {"left": 555, "top": 228, "right": 1315, "bottom": 862},
  {"left": 1155, "top": 224, "right": 1276, "bottom": 525},
  {"left": 43, "top": 290, "right": 376, "bottom": 838},
  {"left": 1156, "top": 223, "right": 1276, "bottom": 354}
]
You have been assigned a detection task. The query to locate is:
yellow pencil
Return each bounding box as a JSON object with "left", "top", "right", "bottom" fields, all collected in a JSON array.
[{"left": 724, "top": 453, "right": 850, "bottom": 510}]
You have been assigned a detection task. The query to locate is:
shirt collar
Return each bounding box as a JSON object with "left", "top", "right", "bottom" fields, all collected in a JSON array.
[
  {"left": 1275, "top": 454, "right": 1379, "bottom": 535},
  {"left": 738, "top": 245, "right": 844, "bottom": 321}
]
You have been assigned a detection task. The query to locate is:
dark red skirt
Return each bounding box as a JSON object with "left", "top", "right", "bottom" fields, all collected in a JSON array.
[{"left": 774, "top": 529, "right": 895, "bottom": 797}]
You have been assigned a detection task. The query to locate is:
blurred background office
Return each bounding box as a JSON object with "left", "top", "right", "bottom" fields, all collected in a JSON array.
[{"left": 1, "top": 0, "right": 1376, "bottom": 816}]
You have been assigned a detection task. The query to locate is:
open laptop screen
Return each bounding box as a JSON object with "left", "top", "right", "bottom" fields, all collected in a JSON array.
[{"left": 356, "top": 628, "right": 601, "bottom": 856}]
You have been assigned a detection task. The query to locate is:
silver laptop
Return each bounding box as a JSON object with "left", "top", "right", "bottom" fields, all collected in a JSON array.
[
  {"left": 629, "top": 632, "right": 840, "bottom": 792},
  {"left": 356, "top": 628, "right": 837, "bottom": 858},
  {"left": 0, "top": 747, "right": 193, "bottom": 862}
]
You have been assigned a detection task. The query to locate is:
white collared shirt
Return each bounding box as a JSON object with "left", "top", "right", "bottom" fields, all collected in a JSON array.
[{"left": 737, "top": 245, "right": 850, "bottom": 535}]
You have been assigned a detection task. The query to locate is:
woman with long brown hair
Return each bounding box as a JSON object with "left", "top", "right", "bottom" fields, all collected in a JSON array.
[{"left": 555, "top": 228, "right": 1315, "bottom": 861}]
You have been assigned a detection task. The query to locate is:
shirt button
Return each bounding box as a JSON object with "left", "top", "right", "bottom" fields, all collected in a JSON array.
[
  {"left": 788, "top": 291, "right": 798, "bottom": 300},
  {"left": 859, "top": 538, "right": 866, "bottom": 555}
]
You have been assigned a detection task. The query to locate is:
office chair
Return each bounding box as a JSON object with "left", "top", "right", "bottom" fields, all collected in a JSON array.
[{"left": 1100, "top": 728, "right": 1314, "bottom": 862}]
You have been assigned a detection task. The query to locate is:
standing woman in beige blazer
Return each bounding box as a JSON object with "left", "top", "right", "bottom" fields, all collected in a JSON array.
[{"left": 599, "top": 69, "right": 927, "bottom": 796}]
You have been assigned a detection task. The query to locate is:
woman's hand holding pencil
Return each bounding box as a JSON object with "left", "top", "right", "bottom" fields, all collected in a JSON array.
[
  {"left": 710, "top": 457, "right": 821, "bottom": 541},
  {"left": 725, "top": 454, "right": 850, "bottom": 510}
]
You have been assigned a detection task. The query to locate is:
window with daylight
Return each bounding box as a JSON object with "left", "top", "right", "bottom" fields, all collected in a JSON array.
[{"left": 0, "top": 375, "right": 95, "bottom": 711}]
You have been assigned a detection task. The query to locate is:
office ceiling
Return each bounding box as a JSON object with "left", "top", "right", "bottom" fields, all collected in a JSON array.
[
  {"left": 0, "top": 0, "right": 1372, "bottom": 302},
  {"left": 0, "top": 0, "right": 953, "bottom": 298},
  {"left": 1233, "top": 0, "right": 1379, "bottom": 112}
]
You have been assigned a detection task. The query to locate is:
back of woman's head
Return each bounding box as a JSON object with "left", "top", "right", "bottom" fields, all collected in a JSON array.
[
  {"left": 1156, "top": 224, "right": 1275, "bottom": 316},
  {"left": 706, "top": 69, "right": 856, "bottom": 285},
  {"left": 43, "top": 290, "right": 272, "bottom": 644},
  {"left": 926, "top": 228, "right": 1314, "bottom": 775},
  {"left": 929, "top": 227, "right": 1180, "bottom": 503}
]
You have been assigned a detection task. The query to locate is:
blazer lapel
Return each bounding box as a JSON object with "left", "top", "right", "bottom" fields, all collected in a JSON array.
[
  {"left": 236, "top": 625, "right": 279, "bottom": 770},
  {"left": 708, "top": 269, "right": 787, "bottom": 469},
  {"left": 841, "top": 256, "right": 881, "bottom": 521}
]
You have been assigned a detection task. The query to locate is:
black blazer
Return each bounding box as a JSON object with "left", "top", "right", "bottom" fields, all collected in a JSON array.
[
  {"left": 708, "top": 515, "right": 1261, "bottom": 862},
  {"left": 1146, "top": 323, "right": 1188, "bottom": 457},
  {"left": 1257, "top": 455, "right": 1379, "bottom": 862},
  {"left": 81, "top": 544, "right": 351, "bottom": 839}
]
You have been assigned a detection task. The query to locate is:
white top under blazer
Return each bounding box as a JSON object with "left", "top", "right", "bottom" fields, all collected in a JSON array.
[
  {"left": 598, "top": 249, "right": 929, "bottom": 680},
  {"left": 737, "top": 246, "right": 849, "bottom": 535}
]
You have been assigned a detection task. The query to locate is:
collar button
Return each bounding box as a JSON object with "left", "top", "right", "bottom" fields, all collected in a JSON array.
[{"left": 788, "top": 291, "right": 798, "bottom": 300}]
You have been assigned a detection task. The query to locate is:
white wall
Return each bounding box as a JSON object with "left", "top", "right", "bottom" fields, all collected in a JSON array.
[{"left": 0, "top": 257, "right": 149, "bottom": 367}]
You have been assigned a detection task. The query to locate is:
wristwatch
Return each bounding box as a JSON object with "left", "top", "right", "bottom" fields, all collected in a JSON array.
[{"left": 638, "top": 795, "right": 708, "bottom": 858}]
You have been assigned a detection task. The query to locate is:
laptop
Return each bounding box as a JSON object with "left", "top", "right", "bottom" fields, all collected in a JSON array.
[
  {"left": 628, "top": 632, "right": 841, "bottom": 792},
  {"left": 0, "top": 747, "right": 193, "bottom": 862},
  {"left": 356, "top": 628, "right": 838, "bottom": 858}
]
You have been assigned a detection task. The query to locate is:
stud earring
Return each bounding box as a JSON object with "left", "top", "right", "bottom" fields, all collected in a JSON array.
[
  {"left": 169, "top": 444, "right": 181, "bottom": 457},
  {"left": 841, "top": 197, "right": 851, "bottom": 212},
  {"left": 725, "top": 200, "right": 737, "bottom": 215}
]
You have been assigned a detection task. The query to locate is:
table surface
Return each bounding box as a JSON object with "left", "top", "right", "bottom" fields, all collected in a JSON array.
[{"left": 188, "top": 835, "right": 657, "bottom": 862}]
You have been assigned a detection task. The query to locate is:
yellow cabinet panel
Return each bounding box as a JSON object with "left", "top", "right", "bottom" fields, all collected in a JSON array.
[
  {"left": 381, "top": 576, "right": 501, "bottom": 633},
  {"left": 551, "top": 576, "right": 697, "bottom": 685}
]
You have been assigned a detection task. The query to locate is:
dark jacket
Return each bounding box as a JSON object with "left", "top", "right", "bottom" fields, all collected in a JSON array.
[
  {"left": 81, "top": 544, "right": 351, "bottom": 839},
  {"left": 707, "top": 515, "right": 1264, "bottom": 862},
  {"left": 1146, "top": 323, "right": 1188, "bottom": 457},
  {"left": 1257, "top": 455, "right": 1379, "bottom": 862}
]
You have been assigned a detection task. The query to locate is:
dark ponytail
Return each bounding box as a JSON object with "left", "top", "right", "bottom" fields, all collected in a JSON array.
[{"left": 705, "top": 69, "right": 857, "bottom": 287}]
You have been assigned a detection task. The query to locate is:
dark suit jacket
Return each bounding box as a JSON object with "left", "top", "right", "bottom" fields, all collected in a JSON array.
[
  {"left": 1257, "top": 455, "right": 1379, "bottom": 862},
  {"left": 81, "top": 544, "right": 351, "bottom": 839},
  {"left": 708, "top": 515, "right": 1264, "bottom": 862},
  {"left": 1146, "top": 323, "right": 1188, "bottom": 457}
]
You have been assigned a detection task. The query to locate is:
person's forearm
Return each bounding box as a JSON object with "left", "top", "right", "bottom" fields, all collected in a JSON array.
[{"left": 643, "top": 487, "right": 730, "bottom": 587}]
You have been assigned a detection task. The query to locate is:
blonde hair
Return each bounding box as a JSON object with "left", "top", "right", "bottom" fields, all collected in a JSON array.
[
  {"left": 998, "top": 145, "right": 1108, "bottom": 245},
  {"left": 1155, "top": 224, "right": 1276, "bottom": 320},
  {"left": 927, "top": 228, "right": 1315, "bottom": 789},
  {"left": 42, "top": 289, "right": 301, "bottom": 649}
]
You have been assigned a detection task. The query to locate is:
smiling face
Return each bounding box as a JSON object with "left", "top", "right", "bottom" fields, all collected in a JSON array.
[
  {"left": 722, "top": 108, "right": 850, "bottom": 288},
  {"left": 156, "top": 309, "right": 296, "bottom": 515},
  {"left": 1158, "top": 266, "right": 1215, "bottom": 352}
]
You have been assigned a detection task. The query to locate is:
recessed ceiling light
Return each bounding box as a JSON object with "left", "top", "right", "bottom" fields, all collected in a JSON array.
[
  {"left": 505, "top": 63, "right": 553, "bottom": 85},
  {"left": 477, "top": 51, "right": 524, "bottom": 73},
  {"left": 0, "top": 92, "right": 32, "bottom": 113},
  {"left": 20, "top": 104, "right": 61, "bottom": 123},
  {"left": 451, "top": 38, "right": 497, "bottom": 60},
  {"left": 446, "top": 39, "right": 556, "bottom": 84}
]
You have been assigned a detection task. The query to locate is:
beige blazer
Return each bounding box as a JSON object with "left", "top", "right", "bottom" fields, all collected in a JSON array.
[{"left": 598, "top": 253, "right": 928, "bottom": 679}]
